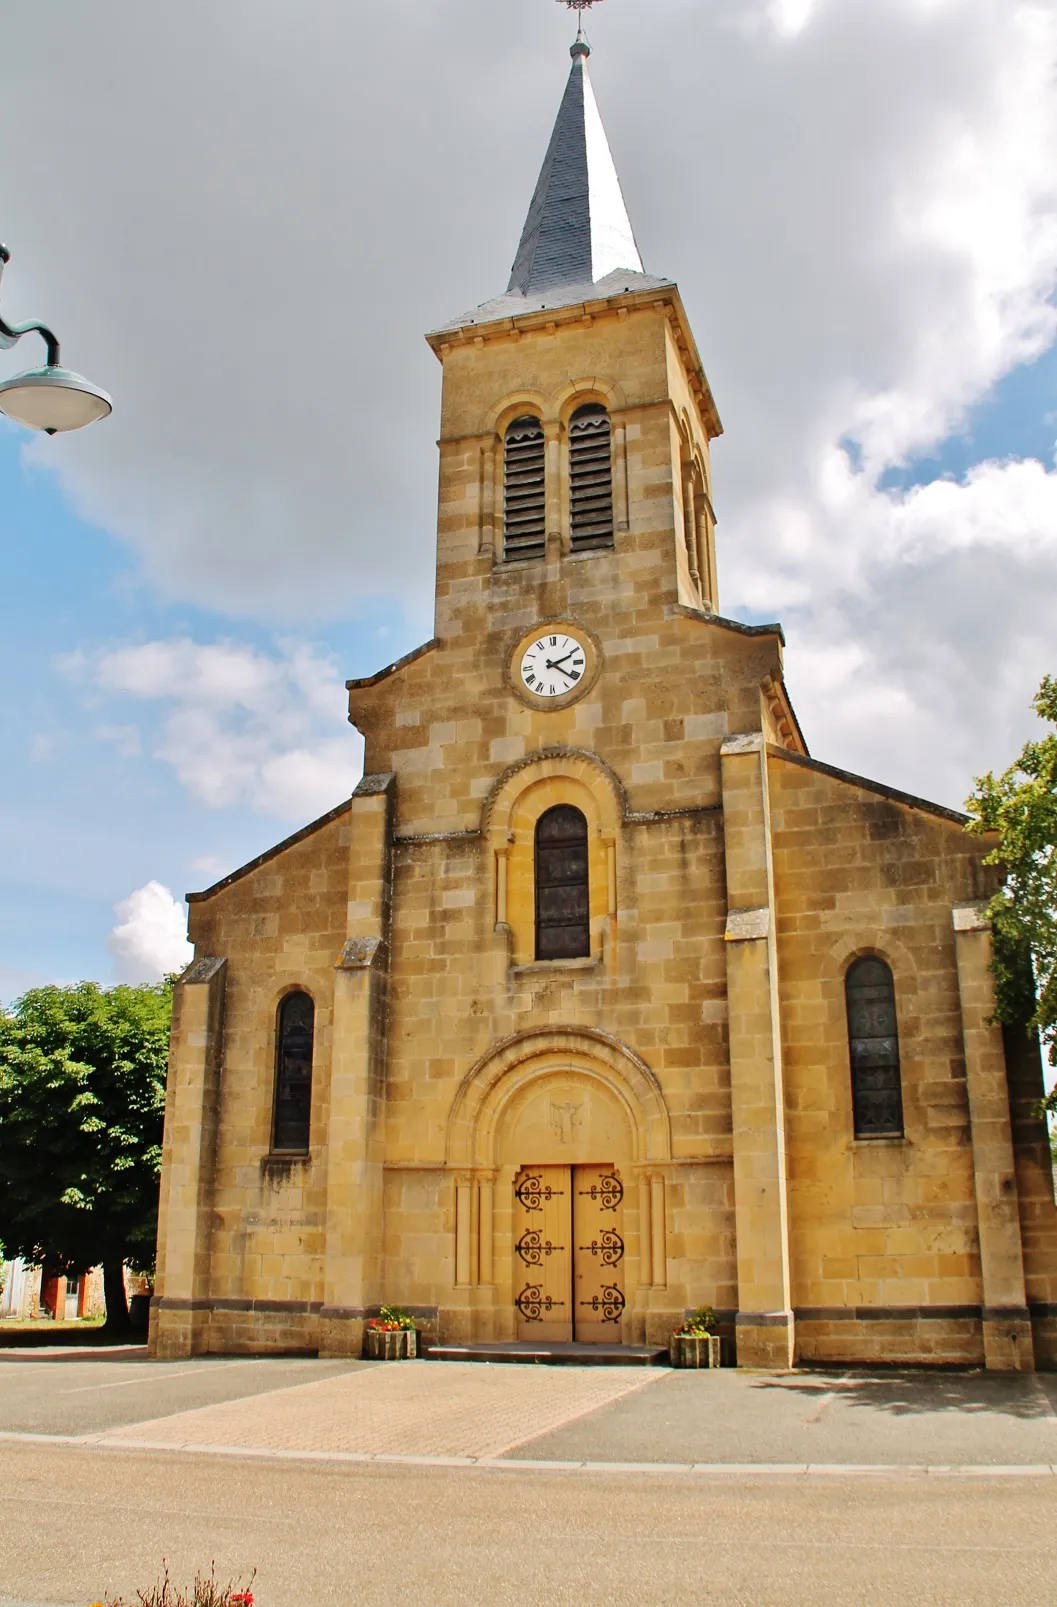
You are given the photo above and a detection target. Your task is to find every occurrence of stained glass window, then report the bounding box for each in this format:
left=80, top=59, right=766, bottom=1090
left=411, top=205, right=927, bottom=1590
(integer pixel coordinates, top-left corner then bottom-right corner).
left=535, top=805, right=590, bottom=961
left=845, top=957, right=904, bottom=1138
left=273, top=991, right=314, bottom=1152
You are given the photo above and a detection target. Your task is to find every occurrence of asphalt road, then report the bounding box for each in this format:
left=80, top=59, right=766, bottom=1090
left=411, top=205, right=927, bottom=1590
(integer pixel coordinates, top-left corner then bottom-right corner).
left=3, top=1350, right=1057, bottom=1605
left=4, top=1440, right=1057, bottom=1607
left=512, top=1366, right=1057, bottom=1467
left=0, top=1347, right=364, bottom=1437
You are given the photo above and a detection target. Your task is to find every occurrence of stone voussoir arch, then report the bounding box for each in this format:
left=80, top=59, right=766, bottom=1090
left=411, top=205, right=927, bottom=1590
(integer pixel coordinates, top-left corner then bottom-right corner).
left=446, top=1026, right=672, bottom=1169
left=485, top=390, right=550, bottom=437
left=824, top=930, right=919, bottom=989
left=482, top=746, right=627, bottom=839
left=555, top=375, right=627, bottom=425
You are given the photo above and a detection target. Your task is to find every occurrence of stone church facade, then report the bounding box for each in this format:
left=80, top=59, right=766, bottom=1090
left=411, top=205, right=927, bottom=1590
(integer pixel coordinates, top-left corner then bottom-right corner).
left=151, top=40, right=1057, bottom=1371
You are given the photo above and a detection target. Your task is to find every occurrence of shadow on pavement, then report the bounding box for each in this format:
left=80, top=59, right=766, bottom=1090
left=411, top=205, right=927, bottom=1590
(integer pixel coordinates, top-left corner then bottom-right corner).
left=751, top=1369, right=1057, bottom=1420
left=0, top=1326, right=145, bottom=1350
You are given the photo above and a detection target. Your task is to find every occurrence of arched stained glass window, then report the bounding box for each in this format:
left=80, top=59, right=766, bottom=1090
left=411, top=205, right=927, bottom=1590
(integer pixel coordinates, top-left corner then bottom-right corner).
left=503, top=416, right=546, bottom=561
left=569, top=403, right=614, bottom=552
left=535, top=805, right=590, bottom=961
left=272, top=991, right=314, bottom=1152
left=845, top=957, right=904, bottom=1139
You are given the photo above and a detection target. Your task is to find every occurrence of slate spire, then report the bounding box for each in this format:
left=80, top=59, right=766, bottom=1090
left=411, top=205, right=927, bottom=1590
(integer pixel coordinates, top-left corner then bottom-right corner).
left=508, top=38, right=644, bottom=297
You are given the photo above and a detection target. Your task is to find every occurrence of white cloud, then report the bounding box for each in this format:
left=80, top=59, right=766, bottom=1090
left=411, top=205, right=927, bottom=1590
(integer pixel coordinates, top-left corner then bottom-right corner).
left=189, top=854, right=230, bottom=878
left=107, top=881, right=194, bottom=984
left=91, top=637, right=363, bottom=820
left=3, top=0, right=1057, bottom=811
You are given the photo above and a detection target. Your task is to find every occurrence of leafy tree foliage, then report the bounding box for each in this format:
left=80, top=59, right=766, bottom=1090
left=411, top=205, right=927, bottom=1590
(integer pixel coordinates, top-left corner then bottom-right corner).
left=0, top=980, right=171, bottom=1326
left=967, top=675, right=1057, bottom=1109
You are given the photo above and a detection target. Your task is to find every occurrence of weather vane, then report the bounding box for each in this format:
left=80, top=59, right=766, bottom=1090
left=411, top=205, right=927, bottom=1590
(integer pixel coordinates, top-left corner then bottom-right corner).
left=557, top=0, right=602, bottom=40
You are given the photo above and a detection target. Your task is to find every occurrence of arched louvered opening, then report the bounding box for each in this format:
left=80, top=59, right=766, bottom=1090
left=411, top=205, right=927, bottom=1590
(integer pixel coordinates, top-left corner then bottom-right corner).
left=569, top=403, right=614, bottom=552
left=503, top=416, right=546, bottom=562
left=272, top=990, right=315, bottom=1152
left=535, top=805, right=590, bottom=961
left=845, top=957, right=904, bottom=1139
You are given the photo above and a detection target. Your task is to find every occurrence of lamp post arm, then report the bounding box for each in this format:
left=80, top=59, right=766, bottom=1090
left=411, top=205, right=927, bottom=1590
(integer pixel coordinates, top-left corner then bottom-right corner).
left=0, top=316, right=61, bottom=368
left=0, top=245, right=61, bottom=367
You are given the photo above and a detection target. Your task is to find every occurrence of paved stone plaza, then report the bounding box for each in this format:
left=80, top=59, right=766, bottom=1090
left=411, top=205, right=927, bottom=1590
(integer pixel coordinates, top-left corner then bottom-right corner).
left=2, top=1348, right=1057, bottom=1604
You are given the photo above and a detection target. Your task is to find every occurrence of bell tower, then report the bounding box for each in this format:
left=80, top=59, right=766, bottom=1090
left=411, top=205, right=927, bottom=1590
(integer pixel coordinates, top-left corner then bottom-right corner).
left=425, top=37, right=723, bottom=651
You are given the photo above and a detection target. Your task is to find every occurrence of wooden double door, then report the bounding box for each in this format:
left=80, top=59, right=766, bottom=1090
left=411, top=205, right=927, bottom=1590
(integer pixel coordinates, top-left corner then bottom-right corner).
left=513, top=1164, right=626, bottom=1343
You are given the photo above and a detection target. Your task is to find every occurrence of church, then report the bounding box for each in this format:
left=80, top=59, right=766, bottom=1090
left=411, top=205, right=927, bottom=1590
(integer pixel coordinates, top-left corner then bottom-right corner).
left=150, top=36, right=1057, bottom=1371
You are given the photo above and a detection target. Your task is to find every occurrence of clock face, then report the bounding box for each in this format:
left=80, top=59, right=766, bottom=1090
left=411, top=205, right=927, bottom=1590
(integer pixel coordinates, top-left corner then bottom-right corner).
left=519, top=631, right=588, bottom=699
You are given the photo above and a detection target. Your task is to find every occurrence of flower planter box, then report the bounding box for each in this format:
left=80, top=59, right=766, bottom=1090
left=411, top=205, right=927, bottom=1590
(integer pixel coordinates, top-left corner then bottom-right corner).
left=670, top=1333, right=721, bottom=1369
left=364, top=1327, right=417, bottom=1361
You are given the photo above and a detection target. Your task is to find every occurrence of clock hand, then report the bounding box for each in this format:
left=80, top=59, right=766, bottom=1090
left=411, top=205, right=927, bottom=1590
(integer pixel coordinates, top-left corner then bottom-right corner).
left=546, top=651, right=578, bottom=670
left=553, top=663, right=580, bottom=681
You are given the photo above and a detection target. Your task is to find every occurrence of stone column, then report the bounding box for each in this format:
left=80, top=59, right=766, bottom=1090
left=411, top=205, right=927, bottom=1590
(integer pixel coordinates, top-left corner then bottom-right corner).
left=478, top=439, right=496, bottom=558
left=650, top=1175, right=667, bottom=1289
left=721, top=733, right=794, bottom=1369
left=149, top=956, right=227, bottom=1359
left=545, top=419, right=565, bottom=563
left=952, top=903, right=1035, bottom=1371
left=319, top=774, right=395, bottom=1358
left=613, top=420, right=629, bottom=534
left=478, top=1176, right=495, bottom=1287
left=637, top=1173, right=653, bottom=1291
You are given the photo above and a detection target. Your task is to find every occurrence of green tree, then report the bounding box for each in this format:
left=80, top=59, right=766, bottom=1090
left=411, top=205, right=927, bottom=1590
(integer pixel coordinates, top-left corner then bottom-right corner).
left=0, top=980, right=171, bottom=1329
left=966, top=675, right=1057, bottom=1112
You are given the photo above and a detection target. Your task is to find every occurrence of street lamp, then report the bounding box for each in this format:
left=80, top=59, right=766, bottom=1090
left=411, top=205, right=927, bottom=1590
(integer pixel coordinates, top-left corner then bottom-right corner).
left=0, top=243, right=112, bottom=434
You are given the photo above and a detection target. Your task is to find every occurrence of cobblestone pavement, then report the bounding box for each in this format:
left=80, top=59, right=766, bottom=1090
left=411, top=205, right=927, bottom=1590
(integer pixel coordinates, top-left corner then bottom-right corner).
left=103, top=1360, right=666, bottom=1459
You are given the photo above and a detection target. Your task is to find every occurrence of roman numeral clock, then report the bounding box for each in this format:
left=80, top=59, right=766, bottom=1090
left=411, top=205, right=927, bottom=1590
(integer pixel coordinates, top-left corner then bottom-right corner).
left=510, top=624, right=602, bottom=710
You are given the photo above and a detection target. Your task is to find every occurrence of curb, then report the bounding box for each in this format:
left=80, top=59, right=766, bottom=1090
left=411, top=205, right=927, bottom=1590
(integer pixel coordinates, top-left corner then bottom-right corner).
left=2, top=1431, right=1056, bottom=1478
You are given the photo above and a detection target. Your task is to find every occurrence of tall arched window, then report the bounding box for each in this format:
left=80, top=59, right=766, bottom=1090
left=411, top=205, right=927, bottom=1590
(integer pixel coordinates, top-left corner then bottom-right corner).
left=569, top=404, right=614, bottom=552
left=535, top=805, right=590, bottom=961
left=503, top=416, right=546, bottom=562
left=845, top=957, right=904, bottom=1139
left=272, top=991, right=315, bottom=1152
left=682, top=459, right=703, bottom=593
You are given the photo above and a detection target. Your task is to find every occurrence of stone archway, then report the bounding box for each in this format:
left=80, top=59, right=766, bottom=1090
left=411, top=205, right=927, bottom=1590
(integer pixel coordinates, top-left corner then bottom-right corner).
left=446, top=1028, right=672, bottom=1344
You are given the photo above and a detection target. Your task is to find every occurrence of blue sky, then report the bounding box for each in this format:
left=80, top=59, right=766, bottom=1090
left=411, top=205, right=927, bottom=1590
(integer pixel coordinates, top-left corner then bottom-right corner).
left=879, top=342, right=1057, bottom=493
left=0, top=423, right=415, bottom=997
left=3, top=0, right=1057, bottom=1000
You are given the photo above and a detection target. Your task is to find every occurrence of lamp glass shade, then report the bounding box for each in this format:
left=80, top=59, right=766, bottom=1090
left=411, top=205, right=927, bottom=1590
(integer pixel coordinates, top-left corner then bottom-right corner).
left=0, top=366, right=112, bottom=433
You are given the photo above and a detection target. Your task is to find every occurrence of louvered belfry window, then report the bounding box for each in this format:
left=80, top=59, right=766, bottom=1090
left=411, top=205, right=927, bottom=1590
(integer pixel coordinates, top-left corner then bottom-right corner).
left=535, top=805, right=591, bottom=961
left=273, top=991, right=315, bottom=1152
left=845, top=957, right=905, bottom=1139
left=503, top=416, right=547, bottom=561
left=569, top=403, right=614, bottom=552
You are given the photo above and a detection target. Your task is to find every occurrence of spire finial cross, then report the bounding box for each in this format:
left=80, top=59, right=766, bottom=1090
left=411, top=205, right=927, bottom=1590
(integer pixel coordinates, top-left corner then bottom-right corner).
left=558, top=0, right=601, bottom=47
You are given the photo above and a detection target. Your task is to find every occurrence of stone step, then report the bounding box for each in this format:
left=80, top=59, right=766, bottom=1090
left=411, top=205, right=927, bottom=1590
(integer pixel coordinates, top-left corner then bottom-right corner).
left=424, top=1340, right=669, bottom=1367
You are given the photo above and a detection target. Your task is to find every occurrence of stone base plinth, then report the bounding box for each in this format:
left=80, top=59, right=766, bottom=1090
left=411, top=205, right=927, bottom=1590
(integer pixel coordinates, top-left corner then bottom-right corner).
left=795, top=1315, right=983, bottom=1367
left=735, top=1313, right=794, bottom=1370
left=983, top=1313, right=1035, bottom=1372
left=319, top=1315, right=366, bottom=1358
left=148, top=1303, right=209, bottom=1360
